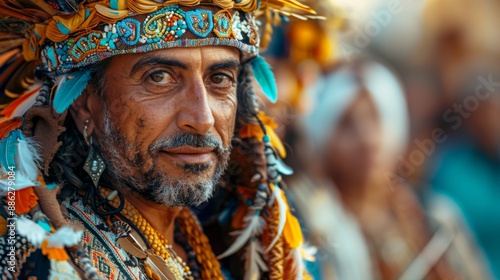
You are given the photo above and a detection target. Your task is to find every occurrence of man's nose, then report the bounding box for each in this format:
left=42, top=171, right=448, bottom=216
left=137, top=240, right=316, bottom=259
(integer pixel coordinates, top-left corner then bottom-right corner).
left=176, top=80, right=215, bottom=135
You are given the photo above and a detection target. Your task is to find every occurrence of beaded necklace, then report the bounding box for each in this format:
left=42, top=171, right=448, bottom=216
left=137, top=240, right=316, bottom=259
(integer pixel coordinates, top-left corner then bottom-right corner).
left=98, top=187, right=224, bottom=280
left=121, top=201, right=192, bottom=279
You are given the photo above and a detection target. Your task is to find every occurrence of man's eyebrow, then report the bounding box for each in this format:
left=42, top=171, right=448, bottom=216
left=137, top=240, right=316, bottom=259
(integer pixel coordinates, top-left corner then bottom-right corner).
left=130, top=56, right=188, bottom=75
left=206, top=60, right=241, bottom=73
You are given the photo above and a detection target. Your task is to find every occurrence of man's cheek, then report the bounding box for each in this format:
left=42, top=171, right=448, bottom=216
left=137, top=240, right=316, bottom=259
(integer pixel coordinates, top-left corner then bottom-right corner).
left=220, top=121, right=236, bottom=147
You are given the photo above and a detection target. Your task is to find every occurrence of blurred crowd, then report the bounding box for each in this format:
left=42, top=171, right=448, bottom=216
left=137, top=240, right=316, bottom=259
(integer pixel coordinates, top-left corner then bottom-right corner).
left=258, top=0, right=500, bottom=279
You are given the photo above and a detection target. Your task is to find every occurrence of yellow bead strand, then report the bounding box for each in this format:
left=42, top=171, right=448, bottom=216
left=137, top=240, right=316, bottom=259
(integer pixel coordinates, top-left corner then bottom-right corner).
left=98, top=187, right=223, bottom=279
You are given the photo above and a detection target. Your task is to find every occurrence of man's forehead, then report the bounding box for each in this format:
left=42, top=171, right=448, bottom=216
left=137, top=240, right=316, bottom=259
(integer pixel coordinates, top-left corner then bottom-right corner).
left=115, top=46, right=241, bottom=71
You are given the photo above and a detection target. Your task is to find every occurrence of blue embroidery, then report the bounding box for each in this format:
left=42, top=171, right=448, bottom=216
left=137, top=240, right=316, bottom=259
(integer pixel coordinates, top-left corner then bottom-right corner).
left=117, top=18, right=141, bottom=46
left=54, top=43, right=69, bottom=62
left=214, top=10, right=232, bottom=38
left=70, top=33, right=101, bottom=61
left=186, top=9, right=214, bottom=38
left=143, top=6, right=187, bottom=42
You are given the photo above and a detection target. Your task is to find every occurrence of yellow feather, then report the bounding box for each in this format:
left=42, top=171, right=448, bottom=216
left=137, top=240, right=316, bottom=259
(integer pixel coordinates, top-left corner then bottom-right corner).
left=268, top=126, right=286, bottom=158
left=281, top=191, right=303, bottom=249
left=265, top=0, right=316, bottom=14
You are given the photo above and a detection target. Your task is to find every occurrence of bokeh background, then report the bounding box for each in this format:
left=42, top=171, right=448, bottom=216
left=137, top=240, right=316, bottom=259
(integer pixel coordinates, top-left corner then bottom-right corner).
left=258, top=0, right=500, bottom=279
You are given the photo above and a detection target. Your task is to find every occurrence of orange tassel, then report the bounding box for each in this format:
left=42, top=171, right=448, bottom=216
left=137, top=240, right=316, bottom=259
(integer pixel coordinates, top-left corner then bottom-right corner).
left=14, top=187, right=39, bottom=215
left=41, top=240, right=69, bottom=261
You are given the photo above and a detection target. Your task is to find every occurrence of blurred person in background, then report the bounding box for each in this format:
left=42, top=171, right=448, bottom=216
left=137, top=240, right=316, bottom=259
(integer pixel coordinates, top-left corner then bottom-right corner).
left=420, top=0, right=500, bottom=278
left=424, top=66, right=500, bottom=279
left=289, top=57, right=489, bottom=279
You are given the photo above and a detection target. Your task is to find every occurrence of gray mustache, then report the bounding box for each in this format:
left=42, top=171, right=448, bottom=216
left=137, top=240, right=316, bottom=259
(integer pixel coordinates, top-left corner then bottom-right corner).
left=149, top=132, right=229, bottom=156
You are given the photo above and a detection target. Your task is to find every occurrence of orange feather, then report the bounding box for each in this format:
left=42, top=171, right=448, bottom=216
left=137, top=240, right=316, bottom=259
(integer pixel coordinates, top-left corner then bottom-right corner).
left=14, top=187, right=39, bottom=215
left=0, top=117, right=22, bottom=139
left=0, top=86, right=40, bottom=118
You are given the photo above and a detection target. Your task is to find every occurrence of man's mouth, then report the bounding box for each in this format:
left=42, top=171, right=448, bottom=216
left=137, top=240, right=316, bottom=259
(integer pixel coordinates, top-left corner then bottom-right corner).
left=161, top=146, right=216, bottom=165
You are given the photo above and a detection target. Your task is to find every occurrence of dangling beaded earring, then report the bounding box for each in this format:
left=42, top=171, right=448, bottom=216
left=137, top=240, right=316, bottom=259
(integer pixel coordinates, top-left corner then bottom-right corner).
left=82, top=119, right=106, bottom=187
left=255, top=116, right=293, bottom=183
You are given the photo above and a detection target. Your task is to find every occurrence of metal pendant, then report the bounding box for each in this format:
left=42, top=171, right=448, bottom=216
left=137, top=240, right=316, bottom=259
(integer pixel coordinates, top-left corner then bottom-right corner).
left=83, top=145, right=106, bottom=187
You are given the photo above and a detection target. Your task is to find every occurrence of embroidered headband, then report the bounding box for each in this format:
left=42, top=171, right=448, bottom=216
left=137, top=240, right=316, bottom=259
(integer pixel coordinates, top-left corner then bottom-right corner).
left=41, top=5, right=261, bottom=76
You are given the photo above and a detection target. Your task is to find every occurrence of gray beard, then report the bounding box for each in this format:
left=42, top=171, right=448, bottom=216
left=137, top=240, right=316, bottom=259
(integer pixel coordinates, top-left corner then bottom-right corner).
left=96, top=105, right=230, bottom=207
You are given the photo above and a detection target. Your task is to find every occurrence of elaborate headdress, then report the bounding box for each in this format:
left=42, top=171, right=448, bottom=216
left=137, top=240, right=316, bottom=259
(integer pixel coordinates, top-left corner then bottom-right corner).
left=0, top=0, right=320, bottom=279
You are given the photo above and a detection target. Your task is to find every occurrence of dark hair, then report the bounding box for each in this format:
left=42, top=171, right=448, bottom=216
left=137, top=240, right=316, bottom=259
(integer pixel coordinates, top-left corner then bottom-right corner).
left=88, top=57, right=114, bottom=98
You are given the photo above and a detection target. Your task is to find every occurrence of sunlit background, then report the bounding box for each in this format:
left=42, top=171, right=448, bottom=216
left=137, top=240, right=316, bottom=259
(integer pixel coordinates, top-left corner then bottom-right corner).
left=259, top=0, right=500, bottom=279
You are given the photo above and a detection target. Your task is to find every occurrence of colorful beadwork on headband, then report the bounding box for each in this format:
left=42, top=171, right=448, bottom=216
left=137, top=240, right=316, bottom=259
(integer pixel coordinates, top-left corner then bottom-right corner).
left=40, top=5, right=259, bottom=76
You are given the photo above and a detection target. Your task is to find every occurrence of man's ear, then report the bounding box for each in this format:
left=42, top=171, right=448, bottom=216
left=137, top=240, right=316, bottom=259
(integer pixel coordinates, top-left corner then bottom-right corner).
left=69, top=83, right=101, bottom=135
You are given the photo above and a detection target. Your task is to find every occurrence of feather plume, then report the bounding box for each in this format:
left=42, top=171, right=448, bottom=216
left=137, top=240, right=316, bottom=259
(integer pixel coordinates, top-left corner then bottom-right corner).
left=0, top=53, right=24, bottom=107
left=286, top=246, right=306, bottom=280
left=53, top=74, right=67, bottom=93
left=17, top=216, right=82, bottom=248
left=265, top=185, right=287, bottom=253
left=33, top=211, right=52, bottom=232
left=47, top=226, right=83, bottom=247
left=244, top=238, right=269, bottom=280
left=251, top=56, right=278, bottom=103
left=0, top=129, right=18, bottom=170
left=53, top=70, right=91, bottom=114
left=218, top=213, right=265, bottom=259
left=5, top=60, right=37, bottom=98
left=0, top=50, right=23, bottom=86
left=301, top=243, right=317, bottom=262
left=0, top=130, right=40, bottom=194
left=266, top=0, right=316, bottom=14
left=0, top=117, right=22, bottom=139
left=16, top=216, right=48, bottom=246
left=0, top=84, right=41, bottom=118
left=13, top=134, right=40, bottom=187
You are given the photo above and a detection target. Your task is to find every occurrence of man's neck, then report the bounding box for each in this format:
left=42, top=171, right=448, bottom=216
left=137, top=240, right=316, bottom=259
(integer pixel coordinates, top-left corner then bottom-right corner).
left=121, top=189, right=181, bottom=245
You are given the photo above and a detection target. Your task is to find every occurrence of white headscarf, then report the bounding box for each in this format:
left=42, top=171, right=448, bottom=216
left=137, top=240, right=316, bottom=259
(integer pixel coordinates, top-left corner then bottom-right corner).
left=303, top=59, right=410, bottom=161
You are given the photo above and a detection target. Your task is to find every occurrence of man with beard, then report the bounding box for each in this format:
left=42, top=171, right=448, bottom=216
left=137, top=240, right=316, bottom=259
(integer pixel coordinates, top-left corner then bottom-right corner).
left=0, top=1, right=317, bottom=279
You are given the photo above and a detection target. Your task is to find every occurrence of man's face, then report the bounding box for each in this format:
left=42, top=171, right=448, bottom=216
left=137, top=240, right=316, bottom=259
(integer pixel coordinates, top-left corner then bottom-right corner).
left=90, top=46, right=240, bottom=206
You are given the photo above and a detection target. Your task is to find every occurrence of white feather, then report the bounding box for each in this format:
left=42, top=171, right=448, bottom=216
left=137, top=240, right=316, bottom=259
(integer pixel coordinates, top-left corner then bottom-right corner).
left=244, top=239, right=268, bottom=280
left=13, top=137, right=40, bottom=189
left=11, top=92, right=41, bottom=118
left=217, top=214, right=265, bottom=259
left=277, top=11, right=307, bottom=20
left=0, top=134, right=40, bottom=195
left=265, top=186, right=287, bottom=253
left=16, top=217, right=48, bottom=246
left=47, top=226, right=83, bottom=247
left=286, top=246, right=306, bottom=280
left=24, top=137, right=41, bottom=166
left=301, top=243, right=318, bottom=262
left=54, top=74, right=67, bottom=94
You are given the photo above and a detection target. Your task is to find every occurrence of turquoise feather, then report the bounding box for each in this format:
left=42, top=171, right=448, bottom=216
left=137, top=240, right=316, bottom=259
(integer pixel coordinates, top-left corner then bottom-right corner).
left=53, top=70, right=91, bottom=114
left=251, top=56, right=278, bottom=103
left=38, top=220, right=52, bottom=232
left=0, top=129, right=19, bottom=170
left=46, top=182, right=58, bottom=190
